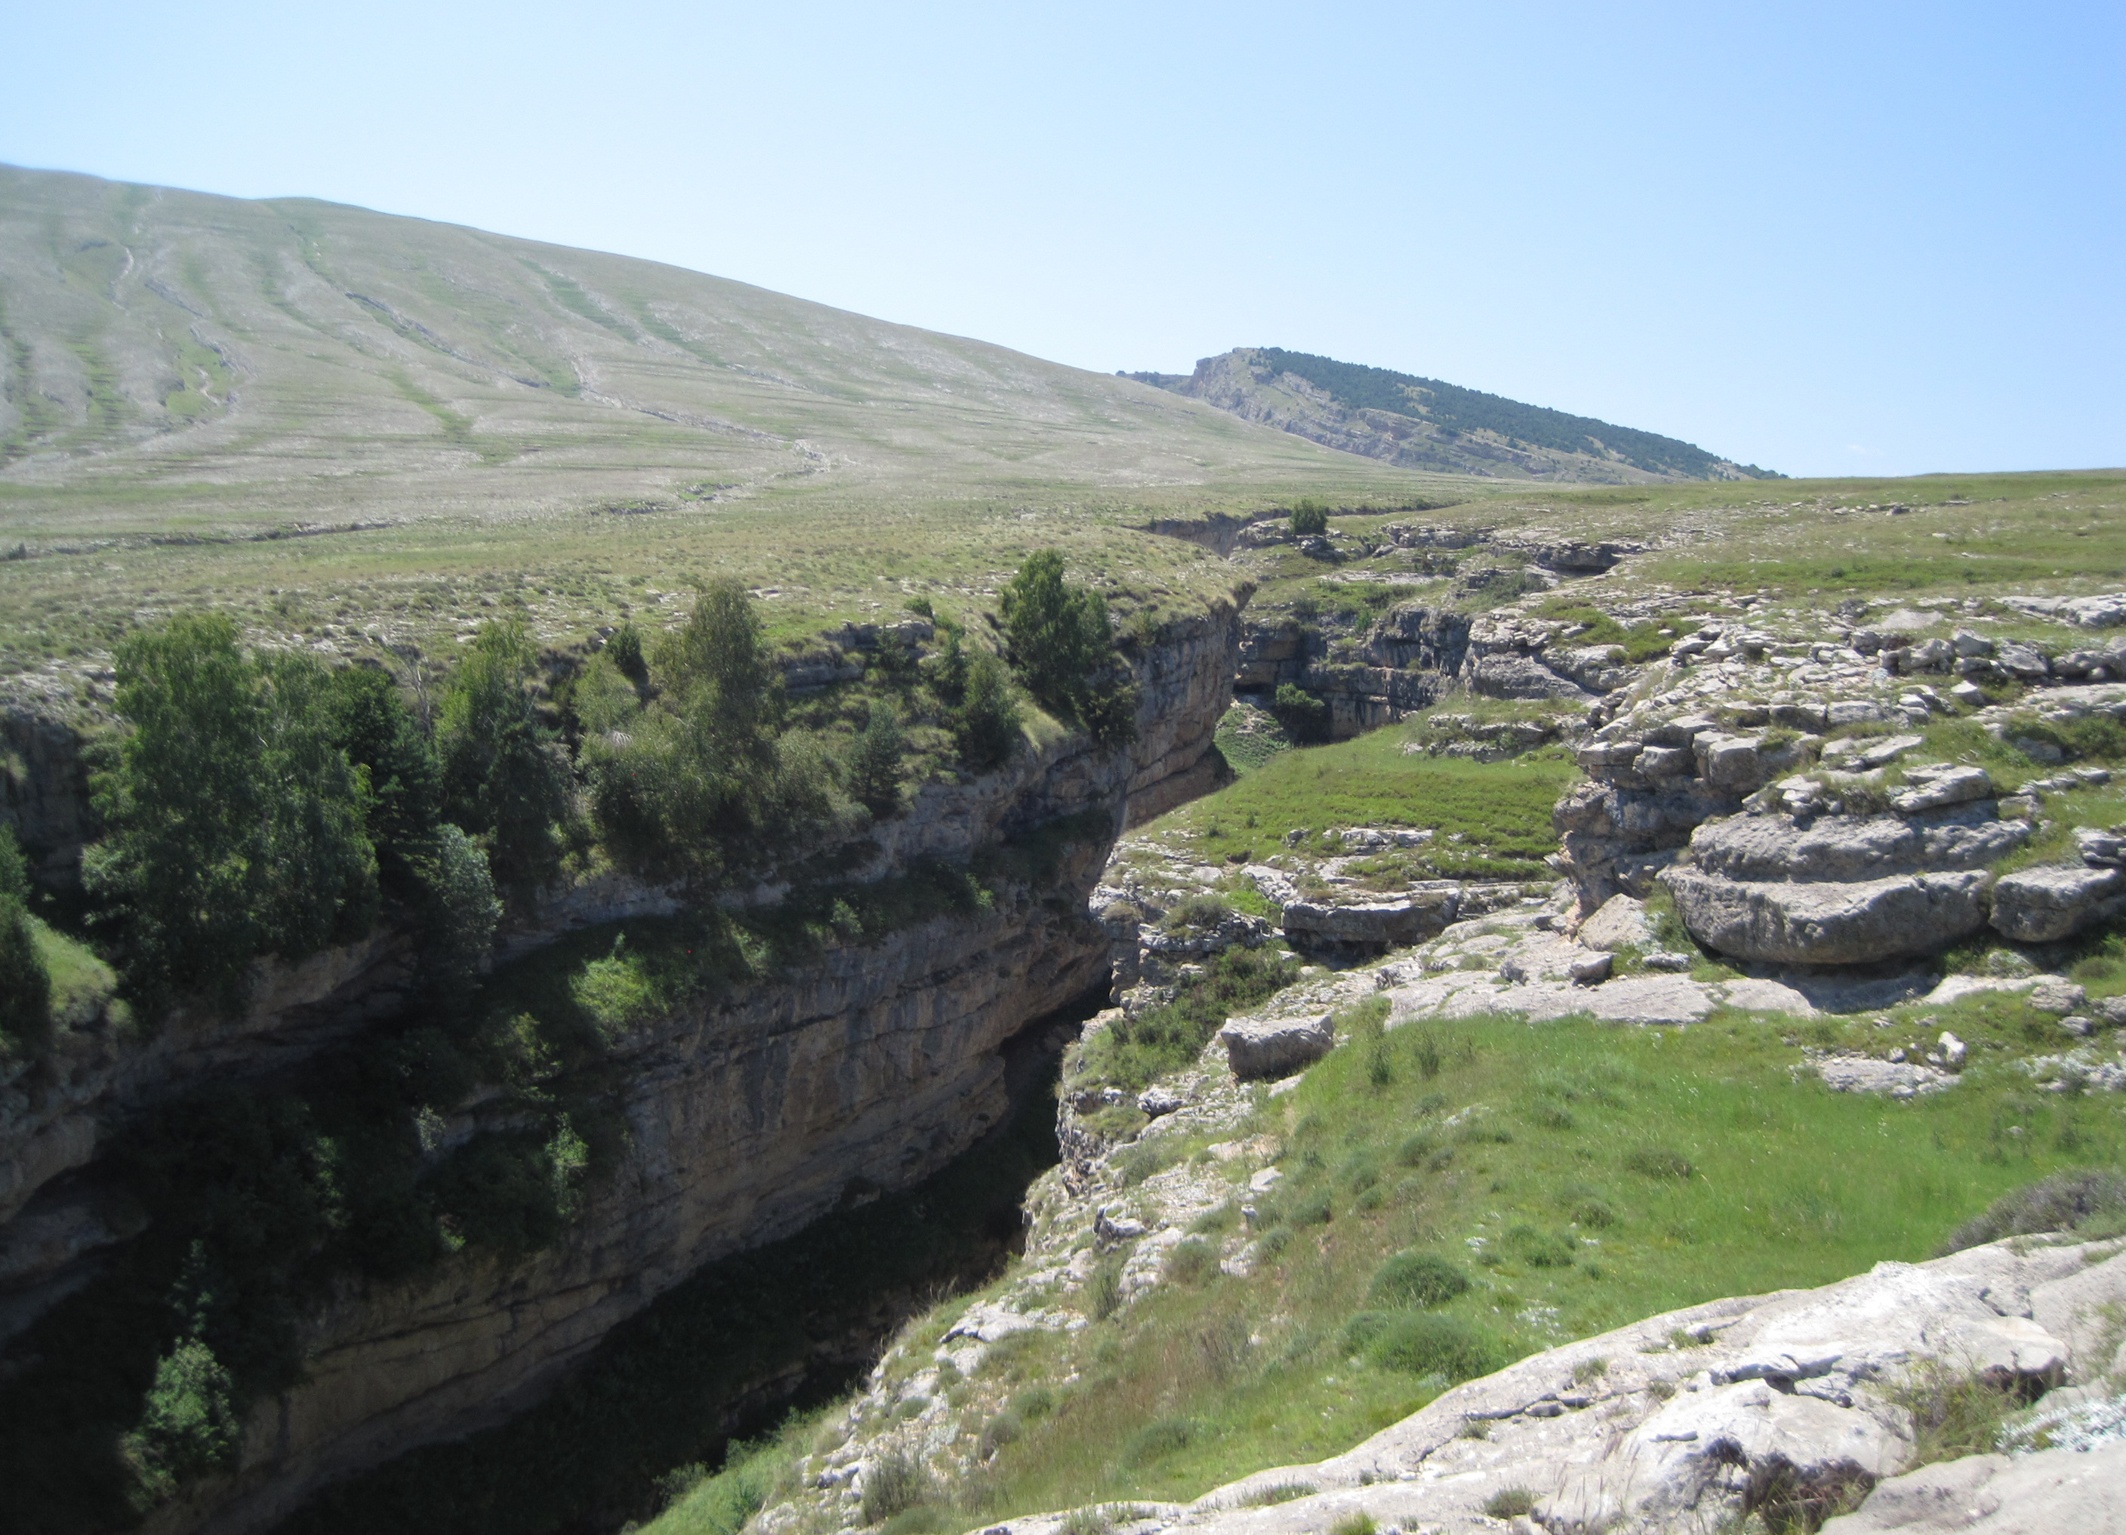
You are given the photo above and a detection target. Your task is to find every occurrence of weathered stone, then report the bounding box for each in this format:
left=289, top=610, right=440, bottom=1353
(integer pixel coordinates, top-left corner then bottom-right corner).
left=1577, top=894, right=1654, bottom=952
left=1699, top=733, right=1772, bottom=789
left=1889, top=765, right=1993, bottom=813
left=1634, top=744, right=1693, bottom=778
left=1996, top=640, right=2051, bottom=678
left=1568, top=951, right=1613, bottom=985
left=1816, top=1054, right=1958, bottom=1097
left=2027, top=978, right=2090, bottom=1015
left=1991, top=864, right=2126, bottom=943
left=1217, top=1012, right=1335, bottom=1082
left=1821, top=1442, right=2126, bottom=1535
left=1664, top=866, right=1992, bottom=965
left=1687, top=806, right=2030, bottom=884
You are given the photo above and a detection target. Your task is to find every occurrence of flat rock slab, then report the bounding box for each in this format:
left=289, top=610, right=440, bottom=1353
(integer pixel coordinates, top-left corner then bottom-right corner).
left=1815, top=1053, right=1959, bottom=1097
left=1822, top=1440, right=2126, bottom=1534
left=1218, top=1011, right=1335, bottom=1081
left=1689, top=806, right=2029, bottom=883
left=1665, top=866, right=1992, bottom=966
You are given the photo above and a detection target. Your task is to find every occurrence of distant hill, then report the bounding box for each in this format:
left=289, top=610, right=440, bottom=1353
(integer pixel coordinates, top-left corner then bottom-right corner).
left=0, top=166, right=1419, bottom=539
left=1126, top=347, right=1777, bottom=483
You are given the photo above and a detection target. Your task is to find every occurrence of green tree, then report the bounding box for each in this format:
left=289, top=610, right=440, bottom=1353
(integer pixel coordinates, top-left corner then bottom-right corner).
left=952, top=649, right=1022, bottom=771
left=421, top=824, right=501, bottom=991
left=0, top=826, right=50, bottom=1054
left=320, top=662, right=443, bottom=903
left=1000, top=551, right=1106, bottom=716
left=123, top=1338, right=241, bottom=1500
left=84, top=615, right=377, bottom=1010
left=586, top=581, right=832, bottom=886
left=997, top=551, right=1138, bottom=747
left=255, top=656, right=381, bottom=959
left=437, top=622, right=570, bottom=903
left=1289, top=499, right=1330, bottom=535
left=603, top=621, right=648, bottom=688
left=846, top=701, right=905, bottom=816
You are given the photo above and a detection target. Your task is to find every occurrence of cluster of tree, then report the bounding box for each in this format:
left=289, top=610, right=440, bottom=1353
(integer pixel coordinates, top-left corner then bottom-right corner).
left=49, top=552, right=1138, bottom=1020
left=81, top=612, right=509, bottom=1014
left=0, top=827, right=48, bottom=1054
left=1289, top=499, right=1331, bottom=536
left=998, top=550, right=1139, bottom=747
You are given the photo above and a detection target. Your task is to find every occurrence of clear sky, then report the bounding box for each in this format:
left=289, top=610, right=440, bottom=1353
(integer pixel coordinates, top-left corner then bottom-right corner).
left=2, top=1, right=2119, bottom=478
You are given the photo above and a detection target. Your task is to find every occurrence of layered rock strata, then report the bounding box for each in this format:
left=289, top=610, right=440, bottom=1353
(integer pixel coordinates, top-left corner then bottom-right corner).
left=205, top=874, right=1114, bottom=1535
left=0, top=609, right=1246, bottom=1535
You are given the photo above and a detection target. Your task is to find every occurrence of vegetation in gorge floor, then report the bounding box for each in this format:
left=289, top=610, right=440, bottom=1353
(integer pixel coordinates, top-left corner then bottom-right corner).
left=1138, top=714, right=1576, bottom=883
left=649, top=990, right=2126, bottom=1535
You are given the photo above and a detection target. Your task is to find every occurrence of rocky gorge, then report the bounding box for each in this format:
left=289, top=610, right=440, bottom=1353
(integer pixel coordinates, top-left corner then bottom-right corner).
left=0, top=602, right=1243, bottom=1535
left=707, top=566, right=2126, bottom=1535
left=11, top=512, right=2126, bottom=1535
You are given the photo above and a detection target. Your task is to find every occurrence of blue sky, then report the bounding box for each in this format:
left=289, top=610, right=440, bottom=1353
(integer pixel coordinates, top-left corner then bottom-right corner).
left=2, top=1, right=2119, bottom=478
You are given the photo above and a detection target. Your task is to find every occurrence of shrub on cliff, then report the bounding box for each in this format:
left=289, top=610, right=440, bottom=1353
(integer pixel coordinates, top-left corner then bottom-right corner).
left=586, top=580, right=836, bottom=886
left=0, top=826, right=50, bottom=1054
left=950, top=648, right=1022, bottom=772
left=846, top=700, right=906, bottom=816
left=999, top=550, right=1138, bottom=747
left=438, top=621, right=572, bottom=903
left=122, top=1338, right=241, bottom=1500
left=1289, top=498, right=1330, bottom=536
left=85, top=615, right=380, bottom=1011
left=1271, top=682, right=1330, bottom=743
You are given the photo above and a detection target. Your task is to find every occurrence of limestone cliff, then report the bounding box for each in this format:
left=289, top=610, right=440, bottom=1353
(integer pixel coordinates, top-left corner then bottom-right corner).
left=0, top=605, right=1243, bottom=1535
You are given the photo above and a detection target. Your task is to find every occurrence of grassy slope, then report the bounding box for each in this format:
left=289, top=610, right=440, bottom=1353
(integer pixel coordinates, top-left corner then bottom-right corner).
left=0, top=164, right=1444, bottom=678
left=1129, top=715, right=1576, bottom=882
left=975, top=1011, right=2114, bottom=1514
left=647, top=987, right=2122, bottom=1535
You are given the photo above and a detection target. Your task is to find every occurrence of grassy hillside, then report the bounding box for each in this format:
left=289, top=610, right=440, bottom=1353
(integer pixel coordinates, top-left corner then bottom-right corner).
left=0, top=164, right=1446, bottom=676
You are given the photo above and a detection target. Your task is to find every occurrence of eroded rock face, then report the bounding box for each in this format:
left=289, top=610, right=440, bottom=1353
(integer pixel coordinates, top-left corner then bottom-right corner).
left=212, top=882, right=1114, bottom=1535
left=1664, top=866, right=1994, bottom=966
left=1990, top=863, right=2126, bottom=943
left=0, top=611, right=1249, bottom=1535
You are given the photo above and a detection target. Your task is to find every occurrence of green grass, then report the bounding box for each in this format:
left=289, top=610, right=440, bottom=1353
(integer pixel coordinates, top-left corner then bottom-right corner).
left=857, top=1008, right=2118, bottom=1528
left=1140, top=720, right=1576, bottom=880
left=1212, top=703, right=1293, bottom=775
left=30, top=914, right=118, bottom=1022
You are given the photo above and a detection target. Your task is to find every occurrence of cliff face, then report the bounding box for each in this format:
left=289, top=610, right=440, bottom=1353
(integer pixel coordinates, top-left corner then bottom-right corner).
left=1235, top=604, right=1466, bottom=739
left=205, top=871, right=1113, bottom=1535
left=0, top=605, right=1242, bottom=1535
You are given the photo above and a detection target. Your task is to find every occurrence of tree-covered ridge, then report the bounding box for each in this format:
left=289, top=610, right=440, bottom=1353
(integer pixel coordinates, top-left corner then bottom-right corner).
left=1251, top=347, right=1778, bottom=480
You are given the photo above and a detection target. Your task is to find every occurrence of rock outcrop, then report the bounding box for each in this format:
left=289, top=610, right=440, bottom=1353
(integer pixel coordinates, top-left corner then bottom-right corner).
left=208, top=879, right=1114, bottom=1535
left=0, top=609, right=1247, bottom=1535
left=1001, top=1240, right=2125, bottom=1535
